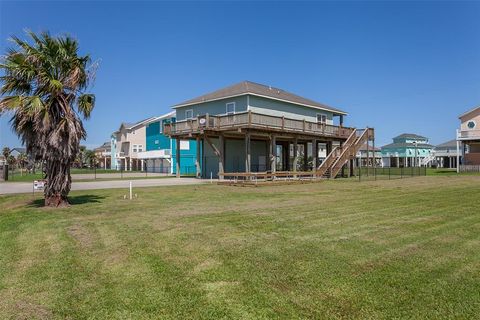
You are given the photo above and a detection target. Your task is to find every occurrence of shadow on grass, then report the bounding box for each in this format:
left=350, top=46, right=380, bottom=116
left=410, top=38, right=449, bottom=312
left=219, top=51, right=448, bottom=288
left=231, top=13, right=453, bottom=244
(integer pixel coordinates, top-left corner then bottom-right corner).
left=29, top=194, right=106, bottom=208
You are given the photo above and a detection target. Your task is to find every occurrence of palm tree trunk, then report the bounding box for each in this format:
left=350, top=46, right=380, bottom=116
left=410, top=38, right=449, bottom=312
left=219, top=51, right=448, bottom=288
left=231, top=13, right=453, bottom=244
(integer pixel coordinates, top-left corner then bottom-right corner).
left=44, top=160, right=71, bottom=207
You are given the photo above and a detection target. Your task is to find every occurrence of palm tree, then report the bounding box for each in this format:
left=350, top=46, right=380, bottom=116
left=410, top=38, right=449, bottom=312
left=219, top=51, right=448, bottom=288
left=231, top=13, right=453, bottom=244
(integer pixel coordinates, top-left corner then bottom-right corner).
left=2, top=147, right=10, bottom=160
left=84, top=150, right=97, bottom=168
left=0, top=31, right=96, bottom=207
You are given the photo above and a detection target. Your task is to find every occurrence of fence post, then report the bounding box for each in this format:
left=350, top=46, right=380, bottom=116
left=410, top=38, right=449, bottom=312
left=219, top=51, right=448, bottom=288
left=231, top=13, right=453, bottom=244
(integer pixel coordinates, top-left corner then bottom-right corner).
left=401, top=167, right=403, bottom=179
left=389, top=167, right=391, bottom=180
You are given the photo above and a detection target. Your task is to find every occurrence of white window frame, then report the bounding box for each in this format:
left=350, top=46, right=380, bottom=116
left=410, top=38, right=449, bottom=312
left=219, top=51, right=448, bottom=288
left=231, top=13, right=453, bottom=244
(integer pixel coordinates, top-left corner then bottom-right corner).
left=317, top=113, right=327, bottom=124
left=185, top=109, right=193, bottom=119
left=132, top=144, right=138, bottom=152
left=226, top=102, right=236, bottom=115
left=137, top=144, right=143, bottom=152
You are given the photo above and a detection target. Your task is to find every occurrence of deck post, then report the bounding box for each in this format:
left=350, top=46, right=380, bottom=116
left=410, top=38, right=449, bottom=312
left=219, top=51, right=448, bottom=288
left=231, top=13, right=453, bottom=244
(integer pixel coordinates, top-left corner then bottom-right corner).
left=293, top=137, right=298, bottom=173
left=270, top=135, right=277, bottom=174
left=195, top=136, right=201, bottom=178
left=245, top=132, right=251, bottom=174
left=303, top=142, right=308, bottom=171
left=456, top=139, right=460, bottom=173
left=312, top=139, right=317, bottom=174
left=176, top=138, right=181, bottom=178
left=219, top=134, right=225, bottom=180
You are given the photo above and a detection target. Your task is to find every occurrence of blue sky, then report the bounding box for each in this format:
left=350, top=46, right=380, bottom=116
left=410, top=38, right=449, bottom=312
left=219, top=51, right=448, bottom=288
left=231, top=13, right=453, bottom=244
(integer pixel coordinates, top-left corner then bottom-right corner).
left=1, top=0, right=479, bottom=148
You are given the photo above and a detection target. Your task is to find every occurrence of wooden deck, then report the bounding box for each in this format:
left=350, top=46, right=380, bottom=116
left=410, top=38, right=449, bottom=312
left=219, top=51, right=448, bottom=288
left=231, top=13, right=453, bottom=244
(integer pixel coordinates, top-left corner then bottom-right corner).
left=164, top=111, right=354, bottom=140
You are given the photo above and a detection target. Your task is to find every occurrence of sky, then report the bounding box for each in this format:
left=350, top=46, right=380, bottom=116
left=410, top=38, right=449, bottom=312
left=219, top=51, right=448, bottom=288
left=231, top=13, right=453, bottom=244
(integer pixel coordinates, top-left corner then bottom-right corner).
left=1, top=0, right=479, bottom=149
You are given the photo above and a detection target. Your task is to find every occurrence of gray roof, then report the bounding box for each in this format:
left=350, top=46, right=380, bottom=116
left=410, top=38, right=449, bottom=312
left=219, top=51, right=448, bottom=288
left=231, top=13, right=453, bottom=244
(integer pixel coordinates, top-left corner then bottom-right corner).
left=11, top=147, right=26, bottom=154
left=95, top=142, right=111, bottom=151
left=435, top=139, right=460, bottom=150
left=393, top=133, right=428, bottom=140
left=173, top=80, right=347, bottom=115
left=382, top=142, right=434, bottom=149
left=358, top=143, right=381, bottom=152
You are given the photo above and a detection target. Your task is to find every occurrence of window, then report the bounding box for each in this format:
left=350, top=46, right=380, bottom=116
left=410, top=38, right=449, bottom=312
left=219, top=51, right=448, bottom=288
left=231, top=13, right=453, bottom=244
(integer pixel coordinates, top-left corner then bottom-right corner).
left=185, top=109, right=193, bottom=119
left=467, top=120, right=476, bottom=129
left=317, top=113, right=327, bottom=124
left=138, top=145, right=143, bottom=152
left=154, top=140, right=159, bottom=145
left=226, top=102, right=235, bottom=114
left=133, top=144, right=138, bottom=152
left=180, top=140, right=189, bottom=150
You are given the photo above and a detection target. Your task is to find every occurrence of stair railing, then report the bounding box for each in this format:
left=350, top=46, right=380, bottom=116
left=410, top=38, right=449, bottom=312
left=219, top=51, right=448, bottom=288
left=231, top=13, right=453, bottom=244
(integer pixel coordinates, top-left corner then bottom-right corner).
left=316, top=146, right=340, bottom=177
left=329, top=128, right=370, bottom=178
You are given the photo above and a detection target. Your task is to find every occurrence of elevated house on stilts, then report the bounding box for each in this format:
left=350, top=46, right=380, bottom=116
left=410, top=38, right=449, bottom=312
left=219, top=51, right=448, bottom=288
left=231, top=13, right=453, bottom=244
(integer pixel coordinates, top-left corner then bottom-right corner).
left=164, top=81, right=374, bottom=181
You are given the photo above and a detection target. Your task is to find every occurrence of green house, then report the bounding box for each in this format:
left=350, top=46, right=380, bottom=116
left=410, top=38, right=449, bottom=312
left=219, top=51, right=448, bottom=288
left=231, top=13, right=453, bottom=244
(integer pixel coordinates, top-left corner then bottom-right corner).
left=381, top=133, right=434, bottom=167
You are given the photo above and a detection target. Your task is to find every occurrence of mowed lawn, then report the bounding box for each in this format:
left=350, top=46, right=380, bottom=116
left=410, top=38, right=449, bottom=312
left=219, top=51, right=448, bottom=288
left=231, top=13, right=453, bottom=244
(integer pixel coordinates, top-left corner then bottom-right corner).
left=0, top=177, right=479, bottom=319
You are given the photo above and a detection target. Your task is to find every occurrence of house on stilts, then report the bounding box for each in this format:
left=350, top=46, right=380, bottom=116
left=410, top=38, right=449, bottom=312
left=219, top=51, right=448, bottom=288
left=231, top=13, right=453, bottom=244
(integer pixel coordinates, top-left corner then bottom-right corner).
left=163, top=81, right=374, bottom=180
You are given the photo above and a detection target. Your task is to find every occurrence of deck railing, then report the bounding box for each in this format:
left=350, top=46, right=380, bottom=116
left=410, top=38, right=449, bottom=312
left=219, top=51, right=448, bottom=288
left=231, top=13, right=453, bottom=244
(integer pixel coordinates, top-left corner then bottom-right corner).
left=164, top=111, right=353, bottom=139
left=457, top=129, right=480, bottom=140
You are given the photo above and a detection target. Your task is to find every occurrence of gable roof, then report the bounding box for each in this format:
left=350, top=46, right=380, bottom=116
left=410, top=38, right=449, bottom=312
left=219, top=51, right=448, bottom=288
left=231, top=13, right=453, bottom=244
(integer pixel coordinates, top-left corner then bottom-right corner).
left=393, top=133, right=428, bottom=140
left=144, top=111, right=176, bottom=126
left=116, top=117, right=156, bottom=133
left=435, top=139, right=460, bottom=149
left=11, top=147, right=26, bottom=154
left=358, top=143, right=381, bottom=152
left=459, top=106, right=480, bottom=119
left=94, top=142, right=111, bottom=151
left=172, top=81, right=347, bottom=115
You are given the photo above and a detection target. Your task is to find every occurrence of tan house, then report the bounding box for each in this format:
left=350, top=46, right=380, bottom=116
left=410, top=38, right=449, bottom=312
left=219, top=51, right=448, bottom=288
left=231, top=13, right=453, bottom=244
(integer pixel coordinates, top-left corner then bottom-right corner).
left=111, top=117, right=155, bottom=171
left=457, top=106, right=480, bottom=172
left=94, top=142, right=111, bottom=169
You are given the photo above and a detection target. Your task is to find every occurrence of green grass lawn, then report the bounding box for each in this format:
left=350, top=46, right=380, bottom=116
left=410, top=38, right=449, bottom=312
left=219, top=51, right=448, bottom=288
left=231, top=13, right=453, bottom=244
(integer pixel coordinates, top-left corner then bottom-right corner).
left=1, top=176, right=479, bottom=319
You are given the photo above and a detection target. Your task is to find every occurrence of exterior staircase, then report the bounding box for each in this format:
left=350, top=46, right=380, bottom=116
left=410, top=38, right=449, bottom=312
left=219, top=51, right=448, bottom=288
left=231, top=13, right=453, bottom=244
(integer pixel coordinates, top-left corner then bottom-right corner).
left=316, top=128, right=374, bottom=179
left=420, top=153, right=435, bottom=166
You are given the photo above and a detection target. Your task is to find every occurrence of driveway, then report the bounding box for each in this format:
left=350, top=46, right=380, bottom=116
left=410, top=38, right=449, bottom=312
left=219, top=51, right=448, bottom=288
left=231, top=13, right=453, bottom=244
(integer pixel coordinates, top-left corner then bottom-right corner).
left=0, top=178, right=206, bottom=195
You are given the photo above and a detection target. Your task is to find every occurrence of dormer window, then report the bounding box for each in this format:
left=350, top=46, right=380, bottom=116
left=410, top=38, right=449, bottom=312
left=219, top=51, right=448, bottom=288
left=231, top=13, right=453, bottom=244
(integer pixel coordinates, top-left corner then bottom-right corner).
left=467, top=120, right=476, bottom=129
left=226, top=102, right=235, bottom=115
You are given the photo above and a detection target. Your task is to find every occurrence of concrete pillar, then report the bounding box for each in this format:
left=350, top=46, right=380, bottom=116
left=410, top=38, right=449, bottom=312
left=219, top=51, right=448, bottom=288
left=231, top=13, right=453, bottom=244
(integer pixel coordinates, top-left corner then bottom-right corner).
left=104, top=157, right=107, bottom=169
left=176, top=139, right=181, bottom=178
left=196, top=136, right=201, bottom=178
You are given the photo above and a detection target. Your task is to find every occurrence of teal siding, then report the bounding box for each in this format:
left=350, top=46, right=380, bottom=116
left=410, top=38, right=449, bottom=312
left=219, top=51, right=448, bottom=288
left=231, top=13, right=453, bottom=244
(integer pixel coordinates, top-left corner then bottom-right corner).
left=172, top=138, right=198, bottom=175
left=146, top=120, right=171, bottom=151
left=175, top=96, right=248, bottom=121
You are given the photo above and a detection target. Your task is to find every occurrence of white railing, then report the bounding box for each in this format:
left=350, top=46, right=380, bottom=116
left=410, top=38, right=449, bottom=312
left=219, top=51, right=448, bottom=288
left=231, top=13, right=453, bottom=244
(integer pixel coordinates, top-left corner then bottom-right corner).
left=457, top=129, right=480, bottom=140
left=420, top=153, right=436, bottom=166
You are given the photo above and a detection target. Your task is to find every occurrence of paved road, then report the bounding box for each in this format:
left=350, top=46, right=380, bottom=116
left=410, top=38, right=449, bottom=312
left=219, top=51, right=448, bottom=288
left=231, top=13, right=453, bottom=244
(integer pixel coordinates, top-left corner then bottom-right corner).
left=71, top=172, right=167, bottom=180
left=0, top=178, right=206, bottom=195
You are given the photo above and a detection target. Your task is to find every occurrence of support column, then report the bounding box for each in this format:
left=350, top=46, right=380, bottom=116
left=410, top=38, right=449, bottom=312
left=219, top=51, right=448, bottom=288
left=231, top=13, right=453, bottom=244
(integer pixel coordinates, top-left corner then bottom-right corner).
left=293, top=137, right=298, bottom=172
left=176, top=139, right=181, bottom=178
left=303, top=142, right=308, bottom=171
left=219, top=134, right=225, bottom=179
left=104, top=157, right=107, bottom=169
left=312, top=139, right=317, bottom=174
left=270, top=135, right=277, bottom=174
left=196, top=136, right=201, bottom=178
left=141, top=159, right=145, bottom=172
left=245, top=132, right=251, bottom=173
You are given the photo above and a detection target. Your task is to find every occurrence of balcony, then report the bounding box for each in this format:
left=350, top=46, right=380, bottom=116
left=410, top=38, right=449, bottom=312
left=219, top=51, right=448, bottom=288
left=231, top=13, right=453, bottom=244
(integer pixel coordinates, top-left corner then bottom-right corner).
left=457, top=129, right=480, bottom=140
left=163, top=111, right=353, bottom=139
left=137, top=149, right=172, bottom=159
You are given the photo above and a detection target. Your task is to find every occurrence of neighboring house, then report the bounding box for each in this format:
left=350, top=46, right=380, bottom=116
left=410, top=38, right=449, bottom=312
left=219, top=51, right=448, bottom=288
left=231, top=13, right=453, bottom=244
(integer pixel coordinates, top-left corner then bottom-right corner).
left=10, top=147, right=26, bottom=158
left=137, top=111, right=197, bottom=175
left=356, top=143, right=382, bottom=167
left=110, top=117, right=154, bottom=170
left=381, top=134, right=434, bottom=167
left=164, top=80, right=373, bottom=179
left=456, top=106, right=480, bottom=171
left=94, top=142, right=111, bottom=169
left=0, top=155, right=5, bottom=166
left=433, top=140, right=461, bottom=169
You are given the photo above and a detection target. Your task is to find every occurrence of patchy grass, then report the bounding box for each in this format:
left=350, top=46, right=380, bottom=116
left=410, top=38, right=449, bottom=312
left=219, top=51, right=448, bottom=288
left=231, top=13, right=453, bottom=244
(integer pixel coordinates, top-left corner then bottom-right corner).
left=0, top=176, right=479, bottom=319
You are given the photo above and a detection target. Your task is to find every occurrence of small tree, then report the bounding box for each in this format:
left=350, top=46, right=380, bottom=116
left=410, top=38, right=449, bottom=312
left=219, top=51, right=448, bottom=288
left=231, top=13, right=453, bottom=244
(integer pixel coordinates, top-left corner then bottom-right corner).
left=2, top=147, right=10, bottom=160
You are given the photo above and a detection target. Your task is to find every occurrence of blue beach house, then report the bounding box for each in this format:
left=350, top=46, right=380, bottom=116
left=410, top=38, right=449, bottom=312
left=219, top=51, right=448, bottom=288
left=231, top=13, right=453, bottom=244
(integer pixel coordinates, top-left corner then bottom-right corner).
left=137, top=111, right=198, bottom=175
